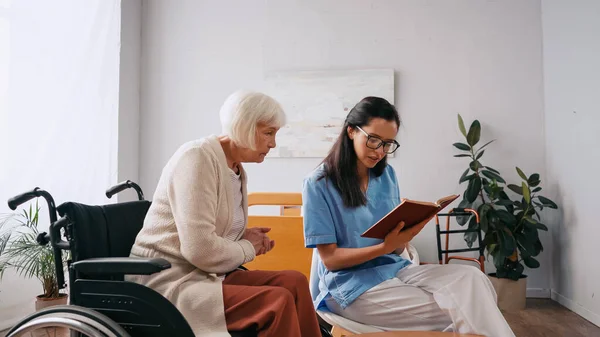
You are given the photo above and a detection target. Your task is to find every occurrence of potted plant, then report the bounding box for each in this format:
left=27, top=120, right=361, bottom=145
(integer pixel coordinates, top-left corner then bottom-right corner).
left=452, top=114, right=558, bottom=311
left=0, top=201, right=68, bottom=310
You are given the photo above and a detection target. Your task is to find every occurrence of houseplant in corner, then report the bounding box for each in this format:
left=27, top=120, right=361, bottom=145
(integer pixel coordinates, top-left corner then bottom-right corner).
left=0, top=201, right=68, bottom=310
left=452, top=114, right=558, bottom=311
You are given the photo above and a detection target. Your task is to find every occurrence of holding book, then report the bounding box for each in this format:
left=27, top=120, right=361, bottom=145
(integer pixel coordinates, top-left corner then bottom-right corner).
left=361, top=194, right=459, bottom=239
left=302, top=96, right=515, bottom=336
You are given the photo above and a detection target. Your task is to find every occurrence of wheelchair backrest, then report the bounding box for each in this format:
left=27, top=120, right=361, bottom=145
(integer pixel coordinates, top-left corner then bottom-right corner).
left=57, top=200, right=151, bottom=262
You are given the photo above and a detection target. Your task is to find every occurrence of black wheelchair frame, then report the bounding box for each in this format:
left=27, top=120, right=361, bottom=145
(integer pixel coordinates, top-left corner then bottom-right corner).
left=5, top=181, right=267, bottom=337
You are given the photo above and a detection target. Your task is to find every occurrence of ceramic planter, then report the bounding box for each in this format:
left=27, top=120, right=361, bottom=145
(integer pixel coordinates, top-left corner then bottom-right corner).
left=35, top=293, right=68, bottom=311
left=488, top=273, right=527, bottom=311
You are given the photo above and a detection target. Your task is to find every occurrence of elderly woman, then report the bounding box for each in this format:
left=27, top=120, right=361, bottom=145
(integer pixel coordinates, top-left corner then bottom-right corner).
left=127, top=90, right=322, bottom=337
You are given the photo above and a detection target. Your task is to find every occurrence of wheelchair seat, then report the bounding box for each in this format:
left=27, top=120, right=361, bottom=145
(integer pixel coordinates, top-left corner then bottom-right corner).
left=56, top=200, right=255, bottom=337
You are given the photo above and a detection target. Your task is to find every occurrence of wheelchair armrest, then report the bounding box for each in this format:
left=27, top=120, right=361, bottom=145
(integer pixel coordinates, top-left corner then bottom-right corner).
left=72, top=257, right=171, bottom=275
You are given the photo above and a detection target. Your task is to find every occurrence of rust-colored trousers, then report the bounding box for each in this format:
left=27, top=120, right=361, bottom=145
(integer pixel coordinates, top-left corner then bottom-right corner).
left=223, top=269, right=322, bottom=337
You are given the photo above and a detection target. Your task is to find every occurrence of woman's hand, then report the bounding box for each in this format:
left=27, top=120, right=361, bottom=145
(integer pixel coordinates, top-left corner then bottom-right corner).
left=259, top=234, right=275, bottom=256
left=242, top=227, right=275, bottom=256
left=383, top=217, right=432, bottom=254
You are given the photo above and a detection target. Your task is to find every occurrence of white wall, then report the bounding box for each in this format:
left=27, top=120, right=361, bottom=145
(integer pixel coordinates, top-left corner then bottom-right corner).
left=140, top=0, right=549, bottom=292
left=0, top=0, right=121, bottom=329
left=542, top=0, right=600, bottom=325
left=117, top=0, right=142, bottom=202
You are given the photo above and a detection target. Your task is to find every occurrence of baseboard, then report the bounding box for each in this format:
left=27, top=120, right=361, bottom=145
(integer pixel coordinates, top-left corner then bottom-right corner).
left=552, top=291, right=600, bottom=327
left=527, top=288, right=551, bottom=298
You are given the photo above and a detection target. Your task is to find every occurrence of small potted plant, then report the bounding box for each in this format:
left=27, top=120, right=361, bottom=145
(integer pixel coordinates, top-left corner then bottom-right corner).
left=0, top=201, right=68, bottom=310
left=452, top=114, right=558, bottom=311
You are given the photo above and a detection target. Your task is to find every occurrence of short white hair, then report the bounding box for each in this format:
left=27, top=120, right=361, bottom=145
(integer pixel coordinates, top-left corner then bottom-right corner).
left=219, top=90, right=286, bottom=150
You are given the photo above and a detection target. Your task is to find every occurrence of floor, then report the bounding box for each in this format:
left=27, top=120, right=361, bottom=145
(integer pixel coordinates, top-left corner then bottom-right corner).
left=1, top=299, right=599, bottom=336
left=502, top=299, right=600, bottom=337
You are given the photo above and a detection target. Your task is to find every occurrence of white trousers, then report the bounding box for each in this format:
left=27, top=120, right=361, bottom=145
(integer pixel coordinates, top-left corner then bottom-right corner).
left=325, top=264, right=515, bottom=337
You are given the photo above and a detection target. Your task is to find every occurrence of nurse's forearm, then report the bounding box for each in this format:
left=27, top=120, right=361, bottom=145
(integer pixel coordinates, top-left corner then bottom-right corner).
left=316, top=243, right=388, bottom=271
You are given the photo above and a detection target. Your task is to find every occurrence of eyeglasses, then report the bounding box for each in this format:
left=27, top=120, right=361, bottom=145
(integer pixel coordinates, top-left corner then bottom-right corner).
left=355, top=126, right=400, bottom=154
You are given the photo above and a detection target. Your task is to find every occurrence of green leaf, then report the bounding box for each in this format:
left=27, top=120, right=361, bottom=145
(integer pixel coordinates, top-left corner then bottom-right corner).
left=499, top=191, right=514, bottom=213
left=516, top=233, right=535, bottom=258
left=495, top=199, right=514, bottom=207
left=516, top=167, right=528, bottom=181
left=523, top=256, right=540, bottom=268
left=454, top=154, right=471, bottom=158
left=481, top=170, right=506, bottom=184
left=458, top=114, right=467, bottom=138
left=466, top=177, right=482, bottom=202
left=456, top=198, right=473, bottom=226
left=483, top=182, right=492, bottom=194
left=529, top=222, right=548, bottom=231
left=459, top=168, right=470, bottom=183
left=499, top=230, right=516, bottom=256
left=469, top=161, right=481, bottom=171
left=493, top=249, right=507, bottom=270
left=484, top=232, right=498, bottom=246
left=464, top=216, right=479, bottom=248
left=460, top=174, right=476, bottom=184
left=496, top=209, right=516, bottom=225
left=532, top=187, right=542, bottom=193
left=477, top=139, right=495, bottom=153
left=485, top=166, right=500, bottom=174
left=534, top=239, right=544, bottom=255
left=453, top=143, right=471, bottom=151
left=478, top=204, right=491, bottom=233
left=508, top=184, right=523, bottom=195
left=476, top=150, right=485, bottom=160
left=528, top=173, right=540, bottom=185
left=466, top=120, right=481, bottom=146
left=522, top=182, right=531, bottom=203
left=538, top=196, right=558, bottom=209
left=523, top=225, right=539, bottom=243
left=487, top=209, right=502, bottom=230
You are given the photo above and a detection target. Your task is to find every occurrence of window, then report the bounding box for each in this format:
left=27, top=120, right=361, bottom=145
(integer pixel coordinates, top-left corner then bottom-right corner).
left=0, top=0, right=10, bottom=122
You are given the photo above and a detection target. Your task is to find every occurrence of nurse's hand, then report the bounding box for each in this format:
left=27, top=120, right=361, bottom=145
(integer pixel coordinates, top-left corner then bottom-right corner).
left=383, top=218, right=431, bottom=253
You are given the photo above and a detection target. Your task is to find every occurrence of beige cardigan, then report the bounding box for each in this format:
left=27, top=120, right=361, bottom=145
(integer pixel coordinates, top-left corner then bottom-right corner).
left=127, top=135, right=255, bottom=337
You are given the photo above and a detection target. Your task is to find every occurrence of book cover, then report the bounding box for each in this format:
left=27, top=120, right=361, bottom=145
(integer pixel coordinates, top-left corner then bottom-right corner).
left=361, top=194, right=460, bottom=239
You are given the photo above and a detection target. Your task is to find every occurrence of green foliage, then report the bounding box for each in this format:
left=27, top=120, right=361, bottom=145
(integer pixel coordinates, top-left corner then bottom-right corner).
left=0, top=202, right=67, bottom=298
left=453, top=114, right=558, bottom=280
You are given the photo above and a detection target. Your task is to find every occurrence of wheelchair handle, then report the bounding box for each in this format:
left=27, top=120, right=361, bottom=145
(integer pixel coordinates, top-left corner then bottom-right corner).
left=106, top=180, right=144, bottom=200
left=8, top=188, right=58, bottom=223
left=36, top=232, right=50, bottom=246
left=8, top=188, right=66, bottom=288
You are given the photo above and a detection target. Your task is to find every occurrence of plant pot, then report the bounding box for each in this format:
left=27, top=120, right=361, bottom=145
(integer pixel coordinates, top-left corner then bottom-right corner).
left=488, top=273, right=527, bottom=311
left=35, top=293, right=68, bottom=311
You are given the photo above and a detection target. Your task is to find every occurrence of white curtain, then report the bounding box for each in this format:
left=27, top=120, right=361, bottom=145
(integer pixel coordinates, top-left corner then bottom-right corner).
left=0, top=0, right=121, bottom=329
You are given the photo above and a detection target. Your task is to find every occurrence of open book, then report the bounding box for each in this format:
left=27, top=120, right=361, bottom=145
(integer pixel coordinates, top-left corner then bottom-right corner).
left=361, top=194, right=460, bottom=239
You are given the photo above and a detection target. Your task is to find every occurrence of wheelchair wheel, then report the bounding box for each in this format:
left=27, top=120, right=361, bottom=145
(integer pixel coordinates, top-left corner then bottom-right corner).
left=6, top=305, right=130, bottom=337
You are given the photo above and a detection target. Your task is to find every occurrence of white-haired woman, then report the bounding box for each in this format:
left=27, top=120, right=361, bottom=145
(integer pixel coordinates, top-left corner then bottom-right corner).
left=127, top=90, right=322, bottom=337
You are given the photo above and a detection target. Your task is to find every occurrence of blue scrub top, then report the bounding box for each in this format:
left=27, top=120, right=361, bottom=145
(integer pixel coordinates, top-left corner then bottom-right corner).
left=302, top=164, right=412, bottom=310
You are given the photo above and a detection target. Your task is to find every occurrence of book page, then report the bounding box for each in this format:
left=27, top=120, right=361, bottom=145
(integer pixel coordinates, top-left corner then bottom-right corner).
left=436, top=194, right=460, bottom=207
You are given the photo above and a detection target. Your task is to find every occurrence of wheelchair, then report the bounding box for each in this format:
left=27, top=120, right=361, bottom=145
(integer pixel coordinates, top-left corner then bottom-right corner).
left=5, top=181, right=328, bottom=337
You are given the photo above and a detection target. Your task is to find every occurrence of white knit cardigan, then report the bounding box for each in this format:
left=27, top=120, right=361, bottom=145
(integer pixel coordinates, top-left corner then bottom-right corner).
left=127, top=135, right=255, bottom=336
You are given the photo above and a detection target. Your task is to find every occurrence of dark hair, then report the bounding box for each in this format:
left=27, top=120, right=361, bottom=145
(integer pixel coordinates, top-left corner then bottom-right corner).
left=318, top=96, right=400, bottom=208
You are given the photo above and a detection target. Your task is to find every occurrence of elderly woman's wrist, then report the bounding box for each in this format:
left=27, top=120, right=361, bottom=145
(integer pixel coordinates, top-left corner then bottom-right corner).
left=238, top=239, right=256, bottom=263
